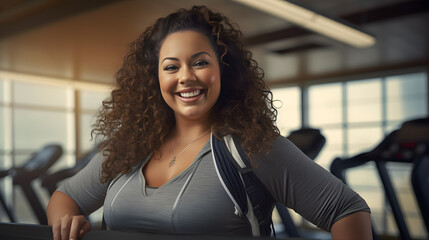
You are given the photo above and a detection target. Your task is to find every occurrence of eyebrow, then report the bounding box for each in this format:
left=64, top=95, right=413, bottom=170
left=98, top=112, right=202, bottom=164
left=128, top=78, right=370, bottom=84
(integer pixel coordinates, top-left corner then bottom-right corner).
left=161, top=51, right=212, bottom=64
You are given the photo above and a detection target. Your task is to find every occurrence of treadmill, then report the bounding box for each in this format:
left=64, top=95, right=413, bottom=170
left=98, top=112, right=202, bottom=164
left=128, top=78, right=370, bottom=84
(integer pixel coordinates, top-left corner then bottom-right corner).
left=330, top=117, right=429, bottom=240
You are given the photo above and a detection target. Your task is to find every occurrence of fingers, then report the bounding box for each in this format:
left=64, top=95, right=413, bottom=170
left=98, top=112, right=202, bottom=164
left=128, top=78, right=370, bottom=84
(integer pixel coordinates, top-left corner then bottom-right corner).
left=52, top=215, right=91, bottom=240
left=51, top=214, right=71, bottom=240
left=70, top=216, right=91, bottom=240
left=52, top=218, right=62, bottom=240
left=61, top=215, right=72, bottom=240
left=79, top=219, right=92, bottom=237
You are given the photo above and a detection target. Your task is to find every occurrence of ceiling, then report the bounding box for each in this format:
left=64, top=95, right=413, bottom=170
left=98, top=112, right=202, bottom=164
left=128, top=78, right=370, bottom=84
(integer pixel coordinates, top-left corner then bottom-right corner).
left=0, top=0, right=428, bottom=85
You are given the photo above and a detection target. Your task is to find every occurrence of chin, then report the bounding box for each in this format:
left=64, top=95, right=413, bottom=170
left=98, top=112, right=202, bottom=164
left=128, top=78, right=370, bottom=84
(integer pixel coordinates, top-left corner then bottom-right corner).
left=179, top=111, right=210, bottom=121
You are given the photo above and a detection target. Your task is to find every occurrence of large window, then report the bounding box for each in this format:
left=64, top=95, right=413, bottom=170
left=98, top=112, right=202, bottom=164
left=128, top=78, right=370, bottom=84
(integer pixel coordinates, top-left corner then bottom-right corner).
left=0, top=73, right=110, bottom=223
left=274, top=72, right=428, bottom=238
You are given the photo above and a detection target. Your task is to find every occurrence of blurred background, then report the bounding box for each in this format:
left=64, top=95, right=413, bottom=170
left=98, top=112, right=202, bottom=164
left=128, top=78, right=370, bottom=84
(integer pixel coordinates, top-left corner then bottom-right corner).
left=0, top=0, right=428, bottom=239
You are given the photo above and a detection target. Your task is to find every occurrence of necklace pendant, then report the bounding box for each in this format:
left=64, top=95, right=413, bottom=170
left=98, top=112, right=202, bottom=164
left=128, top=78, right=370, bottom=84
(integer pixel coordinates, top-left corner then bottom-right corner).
left=169, top=156, right=176, bottom=167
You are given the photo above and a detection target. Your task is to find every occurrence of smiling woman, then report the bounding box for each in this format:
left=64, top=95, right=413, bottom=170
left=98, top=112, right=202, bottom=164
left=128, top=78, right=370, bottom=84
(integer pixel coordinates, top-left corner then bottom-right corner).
left=46, top=5, right=372, bottom=240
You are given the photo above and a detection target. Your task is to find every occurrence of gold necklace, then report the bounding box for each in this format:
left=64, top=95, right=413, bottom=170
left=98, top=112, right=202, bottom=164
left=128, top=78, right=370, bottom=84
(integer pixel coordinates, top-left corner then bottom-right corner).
left=169, top=131, right=210, bottom=167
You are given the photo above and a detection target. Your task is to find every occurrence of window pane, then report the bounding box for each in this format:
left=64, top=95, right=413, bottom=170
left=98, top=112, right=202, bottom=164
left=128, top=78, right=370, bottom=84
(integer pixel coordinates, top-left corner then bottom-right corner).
left=14, top=109, right=73, bottom=150
left=0, top=108, right=4, bottom=150
left=347, top=79, right=382, bottom=123
left=386, top=73, right=428, bottom=122
left=80, top=90, right=110, bottom=111
left=317, top=148, right=343, bottom=170
left=315, top=128, right=343, bottom=168
left=0, top=79, right=4, bottom=102
left=308, top=83, right=342, bottom=126
left=13, top=82, right=74, bottom=108
left=80, top=113, right=98, bottom=152
left=272, top=87, right=301, bottom=135
left=0, top=106, right=11, bottom=152
left=1, top=79, right=11, bottom=103
left=347, top=126, right=383, bottom=156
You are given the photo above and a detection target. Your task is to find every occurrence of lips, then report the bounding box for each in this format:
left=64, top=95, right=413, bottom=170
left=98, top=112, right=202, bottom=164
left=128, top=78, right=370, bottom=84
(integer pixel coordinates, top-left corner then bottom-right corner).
left=177, top=89, right=205, bottom=98
left=175, top=89, right=205, bottom=103
left=179, top=89, right=201, bottom=98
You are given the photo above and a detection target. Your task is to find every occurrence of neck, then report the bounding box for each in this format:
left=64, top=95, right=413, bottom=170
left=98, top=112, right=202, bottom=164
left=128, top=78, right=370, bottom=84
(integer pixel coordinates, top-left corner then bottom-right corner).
left=172, top=115, right=211, bottom=140
left=167, top=118, right=211, bottom=168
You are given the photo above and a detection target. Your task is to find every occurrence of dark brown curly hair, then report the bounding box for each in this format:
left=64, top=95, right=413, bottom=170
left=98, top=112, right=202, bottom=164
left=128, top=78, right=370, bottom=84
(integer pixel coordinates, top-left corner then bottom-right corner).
left=92, top=5, right=280, bottom=183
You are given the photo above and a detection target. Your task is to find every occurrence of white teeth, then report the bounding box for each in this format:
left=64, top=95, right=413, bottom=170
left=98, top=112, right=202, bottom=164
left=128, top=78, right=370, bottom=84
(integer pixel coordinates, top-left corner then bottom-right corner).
left=179, top=90, right=201, bottom=98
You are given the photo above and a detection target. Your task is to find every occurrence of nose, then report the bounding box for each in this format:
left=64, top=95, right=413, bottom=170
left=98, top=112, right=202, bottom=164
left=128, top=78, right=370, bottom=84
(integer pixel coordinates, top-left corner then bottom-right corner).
left=179, top=66, right=196, bottom=84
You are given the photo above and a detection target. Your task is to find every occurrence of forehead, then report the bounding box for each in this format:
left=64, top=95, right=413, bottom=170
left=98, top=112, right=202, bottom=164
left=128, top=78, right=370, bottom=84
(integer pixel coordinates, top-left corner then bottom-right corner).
left=159, top=30, right=215, bottom=59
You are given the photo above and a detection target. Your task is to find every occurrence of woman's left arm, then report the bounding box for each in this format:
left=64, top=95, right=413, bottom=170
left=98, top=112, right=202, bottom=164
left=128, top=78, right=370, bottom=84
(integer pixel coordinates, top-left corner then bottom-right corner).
left=253, top=136, right=372, bottom=234
left=330, top=211, right=372, bottom=240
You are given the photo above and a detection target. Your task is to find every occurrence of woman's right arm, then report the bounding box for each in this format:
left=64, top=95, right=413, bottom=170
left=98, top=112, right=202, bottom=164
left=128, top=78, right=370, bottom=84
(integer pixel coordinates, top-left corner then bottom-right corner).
left=47, top=191, right=91, bottom=240
left=46, top=153, right=108, bottom=239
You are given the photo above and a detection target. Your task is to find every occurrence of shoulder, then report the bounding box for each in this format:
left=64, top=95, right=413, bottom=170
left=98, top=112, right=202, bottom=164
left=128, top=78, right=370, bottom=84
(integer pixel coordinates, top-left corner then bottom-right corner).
left=85, top=151, right=106, bottom=170
left=251, top=135, right=320, bottom=178
left=256, top=135, right=307, bottom=163
left=92, top=151, right=105, bottom=163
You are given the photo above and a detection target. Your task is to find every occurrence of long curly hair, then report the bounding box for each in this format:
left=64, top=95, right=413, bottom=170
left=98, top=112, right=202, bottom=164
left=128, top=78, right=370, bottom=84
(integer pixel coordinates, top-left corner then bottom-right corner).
left=92, top=6, right=280, bottom=183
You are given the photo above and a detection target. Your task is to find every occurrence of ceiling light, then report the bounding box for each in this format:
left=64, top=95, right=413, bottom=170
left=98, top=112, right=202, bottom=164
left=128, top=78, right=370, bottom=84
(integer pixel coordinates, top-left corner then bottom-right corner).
left=232, top=0, right=376, bottom=48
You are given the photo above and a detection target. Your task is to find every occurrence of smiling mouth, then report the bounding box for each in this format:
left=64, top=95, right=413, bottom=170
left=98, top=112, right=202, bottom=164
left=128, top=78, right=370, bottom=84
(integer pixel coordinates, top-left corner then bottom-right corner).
left=178, top=89, right=204, bottom=98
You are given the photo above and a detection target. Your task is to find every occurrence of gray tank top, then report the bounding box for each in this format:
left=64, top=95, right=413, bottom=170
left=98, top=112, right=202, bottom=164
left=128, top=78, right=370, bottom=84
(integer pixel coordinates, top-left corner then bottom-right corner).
left=57, top=136, right=370, bottom=234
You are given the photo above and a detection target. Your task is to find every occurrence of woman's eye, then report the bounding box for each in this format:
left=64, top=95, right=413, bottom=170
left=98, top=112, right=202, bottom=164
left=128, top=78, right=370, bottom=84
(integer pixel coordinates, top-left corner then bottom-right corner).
left=163, top=65, right=178, bottom=71
left=194, top=60, right=208, bottom=67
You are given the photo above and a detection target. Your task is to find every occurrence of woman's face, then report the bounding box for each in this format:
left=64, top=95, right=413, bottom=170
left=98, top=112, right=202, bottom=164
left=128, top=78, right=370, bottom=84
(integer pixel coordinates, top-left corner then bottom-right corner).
left=158, top=30, right=221, bottom=123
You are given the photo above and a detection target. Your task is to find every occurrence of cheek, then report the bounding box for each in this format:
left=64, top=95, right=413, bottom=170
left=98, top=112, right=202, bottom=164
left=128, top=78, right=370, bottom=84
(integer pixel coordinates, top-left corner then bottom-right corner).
left=210, top=74, right=218, bottom=83
left=210, top=74, right=221, bottom=93
left=158, top=75, right=174, bottom=92
left=205, top=68, right=220, bottom=85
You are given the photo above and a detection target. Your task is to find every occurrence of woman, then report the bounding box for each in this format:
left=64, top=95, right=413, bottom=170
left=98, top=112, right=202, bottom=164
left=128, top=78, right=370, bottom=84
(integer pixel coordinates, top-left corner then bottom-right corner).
left=47, top=6, right=372, bottom=240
